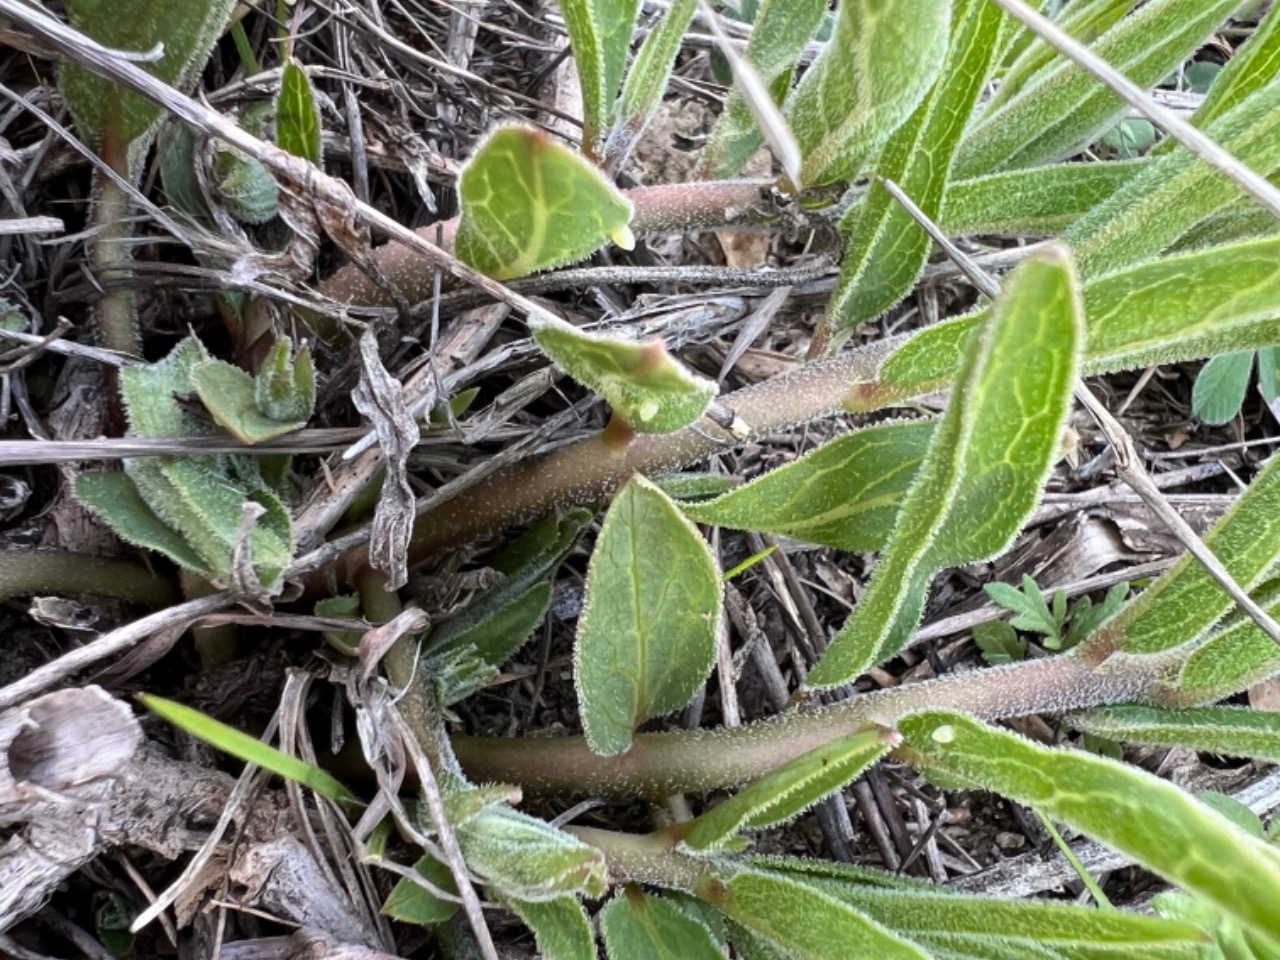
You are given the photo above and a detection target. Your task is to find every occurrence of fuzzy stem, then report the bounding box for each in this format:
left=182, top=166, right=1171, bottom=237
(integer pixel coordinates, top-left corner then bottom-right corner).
left=93, top=126, right=141, bottom=356
left=0, top=548, right=179, bottom=606
left=312, top=179, right=778, bottom=334
left=304, top=335, right=906, bottom=591
left=450, top=651, right=1172, bottom=798
left=565, top=825, right=712, bottom=890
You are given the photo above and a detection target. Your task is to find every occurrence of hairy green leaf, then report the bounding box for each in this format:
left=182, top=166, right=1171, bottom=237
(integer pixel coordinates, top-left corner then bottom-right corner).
left=381, top=855, right=459, bottom=926
left=530, top=315, right=716, bottom=433
left=120, top=338, right=210, bottom=439
left=697, top=866, right=931, bottom=960
left=954, top=0, right=1243, bottom=178
left=941, top=160, right=1146, bottom=237
left=60, top=0, right=236, bottom=152
left=193, top=361, right=308, bottom=444
left=1177, top=0, right=1280, bottom=134
left=74, top=472, right=213, bottom=576
left=558, top=0, right=641, bottom=152
left=785, top=0, right=953, bottom=186
left=507, top=896, right=596, bottom=960
left=899, top=710, right=1280, bottom=948
left=832, top=0, right=1000, bottom=329
left=679, top=726, right=895, bottom=852
left=255, top=338, right=316, bottom=424
left=699, top=0, right=829, bottom=179
left=809, top=247, right=1081, bottom=688
left=1087, top=451, right=1280, bottom=656
left=140, top=694, right=357, bottom=805
left=456, top=804, right=607, bottom=901
left=680, top=420, right=935, bottom=553
left=434, top=580, right=553, bottom=669
left=575, top=475, right=721, bottom=756
left=601, top=888, right=724, bottom=960
left=1174, top=583, right=1280, bottom=702
left=1192, top=351, right=1255, bottom=425
left=1068, top=704, right=1280, bottom=764
left=215, top=148, right=279, bottom=224
left=277, top=60, right=322, bottom=166
left=606, top=0, right=697, bottom=167
left=876, top=234, right=1280, bottom=404
left=455, top=126, right=634, bottom=280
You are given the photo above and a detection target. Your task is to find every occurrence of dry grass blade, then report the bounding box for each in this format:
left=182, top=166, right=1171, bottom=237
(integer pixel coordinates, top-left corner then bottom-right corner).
left=988, top=0, right=1280, bottom=221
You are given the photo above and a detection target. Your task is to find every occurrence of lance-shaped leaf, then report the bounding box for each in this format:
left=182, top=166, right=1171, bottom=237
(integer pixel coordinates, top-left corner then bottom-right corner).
left=575, top=475, right=721, bottom=756
left=808, top=247, right=1081, bottom=688
left=898, top=710, right=1280, bottom=948
left=60, top=0, right=236, bottom=150
left=456, top=804, right=607, bottom=901
left=530, top=315, right=716, bottom=433
left=455, top=126, right=635, bottom=281
left=1084, top=451, right=1280, bottom=657
left=989, top=0, right=1138, bottom=112
left=193, top=360, right=309, bottom=444
left=120, top=338, right=212, bottom=439
left=873, top=233, right=1280, bottom=409
left=1065, top=80, right=1280, bottom=278
left=940, top=159, right=1146, bottom=238
left=277, top=60, right=322, bottom=166
left=698, top=0, right=829, bottom=179
left=696, top=866, right=931, bottom=960
left=681, top=420, right=935, bottom=553
left=1068, top=704, right=1280, bottom=764
left=605, top=0, right=697, bottom=168
left=785, top=0, right=952, bottom=187
left=1174, top=583, right=1280, bottom=703
left=507, top=896, right=596, bottom=960
left=254, top=338, right=316, bottom=424
left=831, top=0, right=1000, bottom=329
left=953, top=0, right=1242, bottom=178
left=601, top=888, right=724, bottom=960
left=559, top=0, right=641, bottom=152
left=677, top=726, right=896, bottom=853
left=75, top=472, right=214, bottom=577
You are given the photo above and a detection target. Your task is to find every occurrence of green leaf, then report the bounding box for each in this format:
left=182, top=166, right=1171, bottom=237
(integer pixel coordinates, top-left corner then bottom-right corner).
left=808, top=247, right=1082, bottom=688
left=255, top=337, right=316, bottom=424
left=876, top=234, right=1280, bottom=405
left=1099, top=118, right=1156, bottom=159
left=193, top=360, right=309, bottom=444
left=972, top=621, right=1027, bottom=665
left=277, top=60, right=322, bottom=165
left=120, top=338, right=211, bottom=439
left=653, top=472, right=740, bottom=502
left=1069, top=704, right=1280, bottom=765
left=601, top=887, right=724, bottom=960
left=60, top=0, right=237, bottom=151
left=140, top=694, right=358, bottom=805
left=507, top=896, right=596, bottom=960
left=785, top=0, right=953, bottom=187
left=455, top=126, right=634, bottom=281
left=75, top=471, right=214, bottom=576
left=1172, top=583, right=1280, bottom=702
left=1065, top=80, right=1280, bottom=277
left=1192, top=351, right=1255, bottom=425
left=456, top=804, right=607, bottom=901
left=985, top=575, right=1066, bottom=644
left=699, top=0, right=829, bottom=179
left=428, top=508, right=590, bottom=659
left=557, top=0, right=641, bottom=152
left=1088, top=451, right=1280, bottom=656
left=216, top=147, right=280, bottom=224
left=575, top=475, right=722, bottom=756
left=830, top=0, right=1001, bottom=329
left=898, top=710, right=1280, bottom=949
left=1260, top=346, right=1280, bottom=402
left=953, top=0, right=1243, bottom=177
left=530, top=315, right=716, bottom=433
left=381, top=855, right=459, bottom=926
left=940, top=160, right=1147, bottom=237
left=678, top=726, right=895, bottom=852
left=696, top=866, right=931, bottom=960
left=1181, top=0, right=1280, bottom=131
left=680, top=420, right=935, bottom=553
left=606, top=0, right=697, bottom=166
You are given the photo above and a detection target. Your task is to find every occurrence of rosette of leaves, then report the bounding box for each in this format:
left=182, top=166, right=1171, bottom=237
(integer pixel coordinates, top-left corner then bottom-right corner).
left=75, top=338, right=314, bottom=590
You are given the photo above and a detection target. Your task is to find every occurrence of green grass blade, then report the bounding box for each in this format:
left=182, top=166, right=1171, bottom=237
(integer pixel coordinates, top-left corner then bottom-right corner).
left=899, top=710, right=1280, bottom=949
left=830, top=0, right=1001, bottom=329
left=139, top=694, right=357, bottom=805
left=809, top=247, right=1082, bottom=688
left=953, top=0, right=1243, bottom=178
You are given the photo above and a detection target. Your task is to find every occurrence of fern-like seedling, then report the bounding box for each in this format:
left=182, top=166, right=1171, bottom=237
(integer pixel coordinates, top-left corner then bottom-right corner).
left=75, top=338, right=314, bottom=590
